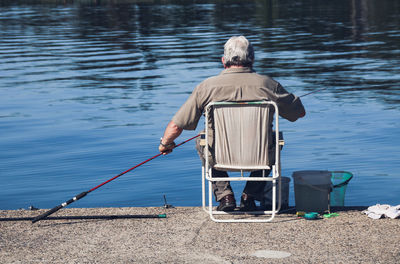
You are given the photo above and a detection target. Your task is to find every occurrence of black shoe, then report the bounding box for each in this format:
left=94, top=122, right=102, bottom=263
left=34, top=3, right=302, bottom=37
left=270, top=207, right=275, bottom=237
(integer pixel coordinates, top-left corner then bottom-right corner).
left=217, top=194, right=236, bottom=211
left=239, top=193, right=257, bottom=211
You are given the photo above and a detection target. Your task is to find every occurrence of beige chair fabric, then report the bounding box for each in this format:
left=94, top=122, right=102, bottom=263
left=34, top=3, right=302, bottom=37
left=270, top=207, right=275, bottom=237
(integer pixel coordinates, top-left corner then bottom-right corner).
left=212, top=103, right=273, bottom=171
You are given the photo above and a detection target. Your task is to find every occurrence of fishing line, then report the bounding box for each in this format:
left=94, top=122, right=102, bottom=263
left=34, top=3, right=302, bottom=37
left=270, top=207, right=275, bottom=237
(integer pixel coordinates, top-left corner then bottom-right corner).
left=31, top=134, right=200, bottom=223
left=299, top=87, right=328, bottom=97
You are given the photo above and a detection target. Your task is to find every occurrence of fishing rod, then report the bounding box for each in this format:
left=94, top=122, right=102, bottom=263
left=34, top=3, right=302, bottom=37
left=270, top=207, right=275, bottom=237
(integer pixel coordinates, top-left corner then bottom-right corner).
left=32, top=134, right=200, bottom=223
left=300, top=87, right=328, bottom=97
left=2, top=214, right=167, bottom=222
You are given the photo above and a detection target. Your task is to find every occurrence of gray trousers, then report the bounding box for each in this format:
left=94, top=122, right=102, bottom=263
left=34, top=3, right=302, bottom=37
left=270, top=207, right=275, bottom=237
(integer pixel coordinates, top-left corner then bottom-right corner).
left=196, top=137, right=271, bottom=202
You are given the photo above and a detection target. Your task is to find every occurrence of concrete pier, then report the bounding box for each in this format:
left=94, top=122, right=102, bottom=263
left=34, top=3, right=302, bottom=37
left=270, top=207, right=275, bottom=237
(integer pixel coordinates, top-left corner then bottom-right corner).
left=1, top=207, right=399, bottom=263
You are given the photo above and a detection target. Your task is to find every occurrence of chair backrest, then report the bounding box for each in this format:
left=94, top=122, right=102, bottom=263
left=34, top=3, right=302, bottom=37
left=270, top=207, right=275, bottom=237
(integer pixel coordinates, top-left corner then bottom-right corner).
left=205, top=101, right=279, bottom=172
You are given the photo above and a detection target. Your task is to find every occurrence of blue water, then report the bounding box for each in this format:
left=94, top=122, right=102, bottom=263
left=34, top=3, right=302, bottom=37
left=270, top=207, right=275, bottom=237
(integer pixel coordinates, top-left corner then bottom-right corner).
left=1, top=1, right=399, bottom=210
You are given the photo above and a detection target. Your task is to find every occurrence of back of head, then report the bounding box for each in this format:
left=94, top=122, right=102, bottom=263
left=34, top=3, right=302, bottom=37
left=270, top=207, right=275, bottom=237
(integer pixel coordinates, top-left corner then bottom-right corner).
left=223, top=36, right=254, bottom=68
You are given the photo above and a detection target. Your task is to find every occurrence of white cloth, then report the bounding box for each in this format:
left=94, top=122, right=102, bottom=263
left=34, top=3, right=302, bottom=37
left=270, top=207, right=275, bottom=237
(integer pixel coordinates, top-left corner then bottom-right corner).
left=363, top=204, right=400, bottom=219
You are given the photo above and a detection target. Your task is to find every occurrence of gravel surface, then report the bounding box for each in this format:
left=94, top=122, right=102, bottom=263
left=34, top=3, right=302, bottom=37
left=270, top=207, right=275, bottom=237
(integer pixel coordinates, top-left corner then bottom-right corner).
left=1, top=207, right=399, bottom=263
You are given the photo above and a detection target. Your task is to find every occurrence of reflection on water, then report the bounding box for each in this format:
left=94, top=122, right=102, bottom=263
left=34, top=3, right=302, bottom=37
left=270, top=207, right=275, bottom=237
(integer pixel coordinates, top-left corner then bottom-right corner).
left=0, top=0, right=399, bottom=209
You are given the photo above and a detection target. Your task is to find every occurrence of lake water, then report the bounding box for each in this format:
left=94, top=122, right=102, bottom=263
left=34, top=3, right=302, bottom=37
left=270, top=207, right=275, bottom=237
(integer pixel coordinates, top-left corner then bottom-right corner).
left=1, top=0, right=399, bottom=210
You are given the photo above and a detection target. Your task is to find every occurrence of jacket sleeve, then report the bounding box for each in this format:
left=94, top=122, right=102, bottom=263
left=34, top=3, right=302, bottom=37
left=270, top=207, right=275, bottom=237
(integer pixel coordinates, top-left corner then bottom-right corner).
left=274, top=83, right=305, bottom=122
left=171, top=86, right=203, bottom=130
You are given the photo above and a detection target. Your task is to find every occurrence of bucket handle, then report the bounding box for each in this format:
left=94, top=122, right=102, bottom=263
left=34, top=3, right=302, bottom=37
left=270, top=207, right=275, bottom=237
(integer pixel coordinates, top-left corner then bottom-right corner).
left=332, top=172, right=353, bottom=188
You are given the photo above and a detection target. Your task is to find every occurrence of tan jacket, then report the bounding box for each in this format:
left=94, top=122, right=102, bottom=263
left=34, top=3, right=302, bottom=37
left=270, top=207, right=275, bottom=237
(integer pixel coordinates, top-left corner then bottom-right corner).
left=172, top=67, right=305, bottom=130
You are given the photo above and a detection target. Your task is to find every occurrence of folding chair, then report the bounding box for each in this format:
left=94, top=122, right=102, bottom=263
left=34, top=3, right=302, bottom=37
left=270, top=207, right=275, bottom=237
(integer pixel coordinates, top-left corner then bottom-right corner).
left=201, top=101, right=284, bottom=222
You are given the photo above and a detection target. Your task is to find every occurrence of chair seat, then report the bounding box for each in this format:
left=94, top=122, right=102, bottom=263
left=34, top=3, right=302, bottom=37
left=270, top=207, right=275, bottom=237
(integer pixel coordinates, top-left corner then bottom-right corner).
left=213, top=164, right=271, bottom=171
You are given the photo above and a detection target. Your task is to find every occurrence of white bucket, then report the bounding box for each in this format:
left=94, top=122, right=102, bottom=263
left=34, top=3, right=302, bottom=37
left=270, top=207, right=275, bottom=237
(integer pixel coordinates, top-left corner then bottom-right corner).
left=261, top=177, right=291, bottom=210
left=292, top=170, right=332, bottom=213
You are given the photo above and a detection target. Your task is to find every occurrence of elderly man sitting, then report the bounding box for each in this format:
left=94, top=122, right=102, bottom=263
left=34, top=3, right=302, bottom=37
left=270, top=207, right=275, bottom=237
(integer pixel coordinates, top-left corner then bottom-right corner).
left=159, top=36, right=305, bottom=211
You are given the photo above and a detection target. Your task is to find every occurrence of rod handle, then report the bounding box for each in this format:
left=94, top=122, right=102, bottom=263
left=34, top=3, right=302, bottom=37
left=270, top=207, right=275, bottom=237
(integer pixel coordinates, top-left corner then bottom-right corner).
left=32, top=191, right=88, bottom=223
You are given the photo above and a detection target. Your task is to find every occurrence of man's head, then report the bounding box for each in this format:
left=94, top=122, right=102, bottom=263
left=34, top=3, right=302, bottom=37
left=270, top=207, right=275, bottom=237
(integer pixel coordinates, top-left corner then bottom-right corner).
left=222, top=36, right=254, bottom=68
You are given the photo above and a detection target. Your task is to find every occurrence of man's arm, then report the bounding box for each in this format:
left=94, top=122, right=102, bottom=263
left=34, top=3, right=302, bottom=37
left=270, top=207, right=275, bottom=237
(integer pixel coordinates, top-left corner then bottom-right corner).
left=159, top=121, right=183, bottom=155
left=274, top=84, right=306, bottom=122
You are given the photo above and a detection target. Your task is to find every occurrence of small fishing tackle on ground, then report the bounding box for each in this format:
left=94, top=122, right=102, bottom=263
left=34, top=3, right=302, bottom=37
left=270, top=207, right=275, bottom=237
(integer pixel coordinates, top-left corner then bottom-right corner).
left=163, top=195, right=174, bottom=209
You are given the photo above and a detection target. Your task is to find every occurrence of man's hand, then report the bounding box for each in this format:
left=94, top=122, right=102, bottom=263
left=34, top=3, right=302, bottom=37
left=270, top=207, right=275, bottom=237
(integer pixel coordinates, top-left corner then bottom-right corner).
left=299, top=109, right=306, bottom=118
left=159, top=140, right=176, bottom=155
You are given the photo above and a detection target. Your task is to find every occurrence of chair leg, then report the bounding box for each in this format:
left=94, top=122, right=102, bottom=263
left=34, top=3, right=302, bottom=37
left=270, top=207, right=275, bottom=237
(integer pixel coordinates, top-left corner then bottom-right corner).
left=201, top=166, right=206, bottom=211
left=208, top=180, right=213, bottom=216
left=205, top=166, right=282, bottom=223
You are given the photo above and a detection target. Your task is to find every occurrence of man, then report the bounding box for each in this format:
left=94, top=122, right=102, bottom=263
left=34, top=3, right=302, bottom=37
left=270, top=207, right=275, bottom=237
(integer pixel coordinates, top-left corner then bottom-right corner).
left=159, top=36, right=305, bottom=211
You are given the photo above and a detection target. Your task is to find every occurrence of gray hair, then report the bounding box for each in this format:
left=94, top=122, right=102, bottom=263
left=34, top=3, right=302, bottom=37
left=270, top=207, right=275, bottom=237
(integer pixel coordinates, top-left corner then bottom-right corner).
left=223, top=36, right=254, bottom=67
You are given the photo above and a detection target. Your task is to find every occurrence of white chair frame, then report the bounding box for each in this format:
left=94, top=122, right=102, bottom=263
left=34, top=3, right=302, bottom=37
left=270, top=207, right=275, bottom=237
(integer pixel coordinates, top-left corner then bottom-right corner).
left=201, top=101, right=283, bottom=222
